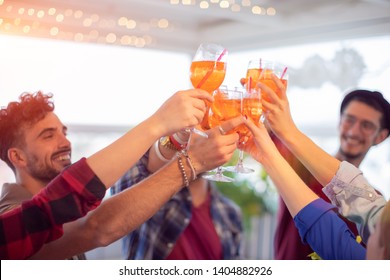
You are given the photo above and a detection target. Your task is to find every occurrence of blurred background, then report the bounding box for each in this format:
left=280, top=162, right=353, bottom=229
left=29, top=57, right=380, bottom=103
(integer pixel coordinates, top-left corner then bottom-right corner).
left=0, top=0, right=389, bottom=259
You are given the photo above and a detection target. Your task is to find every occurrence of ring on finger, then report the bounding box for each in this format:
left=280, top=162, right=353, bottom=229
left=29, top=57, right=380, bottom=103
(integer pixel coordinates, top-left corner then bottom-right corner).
left=218, top=126, right=227, bottom=135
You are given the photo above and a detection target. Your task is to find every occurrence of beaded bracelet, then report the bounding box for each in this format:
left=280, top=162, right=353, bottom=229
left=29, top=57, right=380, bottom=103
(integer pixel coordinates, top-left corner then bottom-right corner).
left=176, top=152, right=189, bottom=187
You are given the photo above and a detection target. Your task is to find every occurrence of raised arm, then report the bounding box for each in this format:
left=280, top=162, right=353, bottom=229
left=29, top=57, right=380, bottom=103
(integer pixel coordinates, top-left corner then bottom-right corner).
left=258, top=74, right=340, bottom=186
left=241, top=118, right=318, bottom=217
left=87, top=89, right=212, bottom=187
left=20, top=88, right=211, bottom=259
left=258, top=76, right=387, bottom=241
left=241, top=119, right=366, bottom=259
left=0, top=158, right=106, bottom=260
left=29, top=111, right=243, bottom=259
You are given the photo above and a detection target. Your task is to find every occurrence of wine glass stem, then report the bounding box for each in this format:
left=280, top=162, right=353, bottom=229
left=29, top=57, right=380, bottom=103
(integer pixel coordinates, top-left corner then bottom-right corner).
left=184, top=130, right=193, bottom=151
left=216, top=166, right=224, bottom=176
left=236, top=149, right=245, bottom=170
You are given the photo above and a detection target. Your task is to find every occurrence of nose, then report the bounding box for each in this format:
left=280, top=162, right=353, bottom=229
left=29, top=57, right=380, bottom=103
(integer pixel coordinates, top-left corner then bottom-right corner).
left=58, top=132, right=71, bottom=148
left=347, top=120, right=363, bottom=136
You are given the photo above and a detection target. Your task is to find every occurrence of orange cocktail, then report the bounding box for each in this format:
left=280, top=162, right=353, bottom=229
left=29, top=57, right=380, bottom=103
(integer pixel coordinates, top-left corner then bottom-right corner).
left=210, top=87, right=261, bottom=175
left=242, top=96, right=262, bottom=124
left=245, top=60, right=288, bottom=105
left=238, top=90, right=262, bottom=142
left=245, top=68, right=262, bottom=90
left=258, top=68, right=288, bottom=102
left=207, top=88, right=262, bottom=143
left=190, top=60, right=226, bottom=93
left=207, top=87, right=240, bottom=131
left=190, top=60, right=226, bottom=129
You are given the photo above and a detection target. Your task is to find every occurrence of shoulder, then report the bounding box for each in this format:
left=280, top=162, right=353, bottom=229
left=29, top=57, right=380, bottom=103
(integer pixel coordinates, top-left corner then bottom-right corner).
left=0, top=183, right=32, bottom=214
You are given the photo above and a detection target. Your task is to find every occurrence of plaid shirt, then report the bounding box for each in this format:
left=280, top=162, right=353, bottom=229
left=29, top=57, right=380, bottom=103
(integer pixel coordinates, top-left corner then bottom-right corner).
left=0, top=158, right=106, bottom=260
left=111, top=151, right=243, bottom=260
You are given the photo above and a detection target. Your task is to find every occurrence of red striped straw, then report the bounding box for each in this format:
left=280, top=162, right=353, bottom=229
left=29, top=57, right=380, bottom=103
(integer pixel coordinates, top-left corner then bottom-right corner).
left=197, top=48, right=227, bottom=89
left=247, top=76, right=252, bottom=92
left=217, top=48, right=227, bottom=62
left=280, top=66, right=288, bottom=79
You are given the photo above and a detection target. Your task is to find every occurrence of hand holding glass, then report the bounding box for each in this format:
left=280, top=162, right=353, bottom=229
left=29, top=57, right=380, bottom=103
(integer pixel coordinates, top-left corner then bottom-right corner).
left=245, top=59, right=288, bottom=102
left=190, top=43, right=227, bottom=133
left=224, top=88, right=262, bottom=174
left=203, top=87, right=240, bottom=182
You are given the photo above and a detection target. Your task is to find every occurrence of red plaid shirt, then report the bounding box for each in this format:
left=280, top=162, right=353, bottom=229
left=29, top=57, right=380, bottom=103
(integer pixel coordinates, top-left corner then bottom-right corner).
left=0, top=157, right=106, bottom=260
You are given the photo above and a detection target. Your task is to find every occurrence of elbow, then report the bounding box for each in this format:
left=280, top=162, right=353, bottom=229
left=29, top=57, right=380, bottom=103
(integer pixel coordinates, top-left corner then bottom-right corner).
left=83, top=214, right=123, bottom=248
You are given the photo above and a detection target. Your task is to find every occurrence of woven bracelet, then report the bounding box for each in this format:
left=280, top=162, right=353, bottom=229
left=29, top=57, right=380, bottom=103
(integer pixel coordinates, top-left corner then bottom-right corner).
left=180, top=149, right=197, bottom=181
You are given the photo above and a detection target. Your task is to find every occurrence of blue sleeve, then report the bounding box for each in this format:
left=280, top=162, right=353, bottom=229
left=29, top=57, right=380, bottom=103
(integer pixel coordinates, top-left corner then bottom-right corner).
left=294, top=198, right=366, bottom=260
left=110, top=151, right=151, bottom=195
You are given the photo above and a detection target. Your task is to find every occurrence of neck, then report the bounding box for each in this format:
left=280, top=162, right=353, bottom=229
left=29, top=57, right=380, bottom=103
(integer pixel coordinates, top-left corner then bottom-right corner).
left=188, top=178, right=209, bottom=207
left=15, top=172, right=49, bottom=195
left=334, top=150, right=364, bottom=168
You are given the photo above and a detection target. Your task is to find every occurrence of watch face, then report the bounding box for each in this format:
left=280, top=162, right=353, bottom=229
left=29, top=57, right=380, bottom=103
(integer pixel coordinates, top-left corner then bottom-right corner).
left=160, top=136, right=176, bottom=150
left=160, top=136, right=169, bottom=145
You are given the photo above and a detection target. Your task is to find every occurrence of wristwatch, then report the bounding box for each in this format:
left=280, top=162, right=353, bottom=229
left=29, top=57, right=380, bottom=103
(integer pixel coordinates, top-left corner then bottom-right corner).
left=159, top=136, right=178, bottom=151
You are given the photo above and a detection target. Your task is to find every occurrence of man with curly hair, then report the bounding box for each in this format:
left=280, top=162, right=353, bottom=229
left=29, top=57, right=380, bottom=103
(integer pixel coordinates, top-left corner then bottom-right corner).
left=0, top=90, right=242, bottom=259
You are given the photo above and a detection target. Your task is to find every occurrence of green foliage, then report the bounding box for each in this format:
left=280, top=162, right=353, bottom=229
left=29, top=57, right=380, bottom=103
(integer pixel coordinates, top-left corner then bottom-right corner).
left=215, top=152, right=277, bottom=231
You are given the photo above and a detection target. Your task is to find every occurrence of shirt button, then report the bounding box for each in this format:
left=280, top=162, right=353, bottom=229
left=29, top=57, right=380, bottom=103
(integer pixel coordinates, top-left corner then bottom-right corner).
left=167, top=243, right=173, bottom=248
left=184, top=218, right=190, bottom=224
left=368, top=193, right=373, bottom=198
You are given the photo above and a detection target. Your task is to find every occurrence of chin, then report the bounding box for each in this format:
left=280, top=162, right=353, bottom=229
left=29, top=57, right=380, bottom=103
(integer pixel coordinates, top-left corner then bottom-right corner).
left=62, top=160, right=72, bottom=167
left=340, top=150, right=362, bottom=161
left=56, top=162, right=71, bottom=172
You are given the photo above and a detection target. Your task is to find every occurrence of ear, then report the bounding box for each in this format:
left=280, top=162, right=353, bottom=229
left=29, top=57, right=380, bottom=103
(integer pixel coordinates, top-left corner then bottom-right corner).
left=374, top=128, right=389, bottom=146
left=7, top=148, right=28, bottom=169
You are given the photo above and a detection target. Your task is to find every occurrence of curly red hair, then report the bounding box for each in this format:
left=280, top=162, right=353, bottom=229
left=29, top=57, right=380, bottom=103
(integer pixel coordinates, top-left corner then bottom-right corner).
left=0, top=91, right=54, bottom=172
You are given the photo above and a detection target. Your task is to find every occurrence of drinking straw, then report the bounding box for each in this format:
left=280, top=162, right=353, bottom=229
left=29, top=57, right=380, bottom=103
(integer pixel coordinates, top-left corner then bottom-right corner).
left=247, top=76, right=252, bottom=92
left=217, top=48, right=227, bottom=62
left=197, top=48, right=227, bottom=89
left=280, top=66, right=288, bottom=79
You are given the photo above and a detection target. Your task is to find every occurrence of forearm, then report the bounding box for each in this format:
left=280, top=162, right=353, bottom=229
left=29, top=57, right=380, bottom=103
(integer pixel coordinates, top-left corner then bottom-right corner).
left=87, top=116, right=161, bottom=187
left=30, top=156, right=188, bottom=259
left=261, top=148, right=318, bottom=217
left=243, top=118, right=319, bottom=217
left=86, top=158, right=185, bottom=246
left=148, top=141, right=175, bottom=172
left=148, top=131, right=190, bottom=172
left=279, top=126, right=340, bottom=186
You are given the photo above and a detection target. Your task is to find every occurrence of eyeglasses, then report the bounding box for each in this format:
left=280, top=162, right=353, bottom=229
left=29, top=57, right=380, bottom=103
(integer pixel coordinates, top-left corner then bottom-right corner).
left=340, top=114, right=379, bottom=134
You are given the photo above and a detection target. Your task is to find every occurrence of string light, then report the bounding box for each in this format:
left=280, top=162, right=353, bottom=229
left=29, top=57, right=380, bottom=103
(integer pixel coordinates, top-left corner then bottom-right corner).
left=173, top=0, right=277, bottom=15
left=0, top=1, right=160, bottom=48
left=0, top=0, right=276, bottom=49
